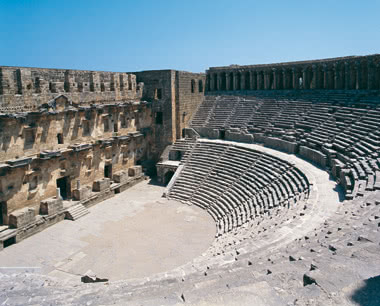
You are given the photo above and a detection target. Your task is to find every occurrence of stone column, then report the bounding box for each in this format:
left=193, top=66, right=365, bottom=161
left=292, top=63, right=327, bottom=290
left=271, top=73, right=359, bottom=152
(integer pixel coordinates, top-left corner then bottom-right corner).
left=233, top=72, right=238, bottom=91
left=302, top=67, right=308, bottom=89
left=248, top=71, right=253, bottom=90
left=272, top=68, right=278, bottom=90
left=57, top=188, right=61, bottom=199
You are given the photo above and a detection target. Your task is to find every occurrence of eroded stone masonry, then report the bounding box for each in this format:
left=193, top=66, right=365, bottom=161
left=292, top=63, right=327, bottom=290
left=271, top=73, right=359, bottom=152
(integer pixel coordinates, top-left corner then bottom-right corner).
left=0, top=66, right=205, bottom=249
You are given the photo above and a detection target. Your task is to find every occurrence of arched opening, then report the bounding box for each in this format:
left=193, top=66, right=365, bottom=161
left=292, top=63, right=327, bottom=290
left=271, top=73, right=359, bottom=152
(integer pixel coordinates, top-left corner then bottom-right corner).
left=104, top=164, right=113, bottom=179
left=0, top=201, right=8, bottom=225
left=299, top=77, right=303, bottom=89
left=236, top=73, right=241, bottom=90
left=277, top=71, right=283, bottom=89
left=164, top=171, right=175, bottom=185
left=221, top=72, right=226, bottom=90
left=198, top=79, right=203, bottom=92
left=269, top=72, right=274, bottom=90
left=245, top=72, right=250, bottom=90
left=229, top=72, right=234, bottom=90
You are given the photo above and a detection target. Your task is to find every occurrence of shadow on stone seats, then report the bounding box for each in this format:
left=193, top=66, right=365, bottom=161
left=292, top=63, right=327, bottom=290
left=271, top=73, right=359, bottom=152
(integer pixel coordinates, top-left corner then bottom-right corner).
left=350, top=275, right=380, bottom=306
left=330, top=174, right=346, bottom=202
left=333, top=184, right=346, bottom=202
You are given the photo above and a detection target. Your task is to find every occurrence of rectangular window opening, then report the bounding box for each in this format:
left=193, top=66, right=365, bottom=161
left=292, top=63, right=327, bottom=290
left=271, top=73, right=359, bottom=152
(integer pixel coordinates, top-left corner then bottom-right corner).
left=154, top=88, right=162, bottom=100
left=155, top=112, right=163, bottom=124
left=57, top=133, right=64, bottom=144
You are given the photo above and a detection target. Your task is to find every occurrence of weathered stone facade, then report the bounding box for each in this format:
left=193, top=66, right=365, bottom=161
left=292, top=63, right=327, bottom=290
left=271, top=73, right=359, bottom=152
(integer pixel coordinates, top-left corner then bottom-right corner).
left=0, top=67, right=143, bottom=113
left=134, top=70, right=205, bottom=155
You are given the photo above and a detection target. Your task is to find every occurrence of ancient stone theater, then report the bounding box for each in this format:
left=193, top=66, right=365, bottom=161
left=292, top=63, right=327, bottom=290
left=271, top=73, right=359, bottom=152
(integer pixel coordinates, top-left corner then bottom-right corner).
left=0, top=55, right=380, bottom=305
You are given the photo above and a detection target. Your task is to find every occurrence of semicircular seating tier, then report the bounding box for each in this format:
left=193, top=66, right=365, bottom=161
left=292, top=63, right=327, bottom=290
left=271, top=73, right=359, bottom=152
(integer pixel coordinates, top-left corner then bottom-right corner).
left=166, top=141, right=310, bottom=236
left=190, top=92, right=380, bottom=201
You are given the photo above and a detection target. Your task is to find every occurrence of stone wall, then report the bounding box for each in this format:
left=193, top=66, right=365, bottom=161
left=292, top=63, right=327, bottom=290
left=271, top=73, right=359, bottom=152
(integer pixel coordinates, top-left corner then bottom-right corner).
left=175, top=71, right=206, bottom=139
left=134, top=70, right=176, bottom=159
left=206, top=54, right=380, bottom=92
left=0, top=67, right=143, bottom=113
left=0, top=130, right=150, bottom=215
left=0, top=91, right=154, bottom=221
left=134, top=70, right=205, bottom=159
left=0, top=96, right=152, bottom=161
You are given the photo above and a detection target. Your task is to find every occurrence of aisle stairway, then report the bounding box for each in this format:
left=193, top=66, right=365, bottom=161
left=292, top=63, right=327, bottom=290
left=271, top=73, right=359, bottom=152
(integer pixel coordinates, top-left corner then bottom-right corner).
left=64, top=204, right=90, bottom=221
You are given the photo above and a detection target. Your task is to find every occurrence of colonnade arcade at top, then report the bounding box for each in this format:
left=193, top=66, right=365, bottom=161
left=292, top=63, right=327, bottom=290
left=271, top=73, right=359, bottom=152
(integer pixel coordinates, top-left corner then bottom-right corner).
left=206, top=54, right=380, bottom=91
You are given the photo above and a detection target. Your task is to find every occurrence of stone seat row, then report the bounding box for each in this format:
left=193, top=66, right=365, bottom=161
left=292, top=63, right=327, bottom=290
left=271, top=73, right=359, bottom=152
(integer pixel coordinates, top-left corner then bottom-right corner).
left=191, top=95, right=380, bottom=200
left=168, top=141, right=309, bottom=235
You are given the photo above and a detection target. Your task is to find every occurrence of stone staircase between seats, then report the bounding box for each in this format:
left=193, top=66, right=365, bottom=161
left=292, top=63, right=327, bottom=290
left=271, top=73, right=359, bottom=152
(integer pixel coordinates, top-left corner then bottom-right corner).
left=65, top=204, right=90, bottom=221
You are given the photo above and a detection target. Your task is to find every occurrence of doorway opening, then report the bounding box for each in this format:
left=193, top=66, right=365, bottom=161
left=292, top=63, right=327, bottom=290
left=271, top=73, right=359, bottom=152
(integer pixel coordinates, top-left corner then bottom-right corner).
left=164, top=171, right=175, bottom=185
left=57, top=133, right=64, bottom=144
left=104, top=164, right=113, bottom=179
left=220, top=130, right=226, bottom=140
left=56, top=176, right=70, bottom=200
left=0, top=201, right=7, bottom=225
left=3, top=236, right=16, bottom=248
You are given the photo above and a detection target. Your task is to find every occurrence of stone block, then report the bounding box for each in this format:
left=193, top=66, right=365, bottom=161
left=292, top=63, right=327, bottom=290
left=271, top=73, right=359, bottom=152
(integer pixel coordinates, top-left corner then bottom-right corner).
left=264, top=137, right=298, bottom=154
left=128, top=165, right=142, bottom=177
left=113, top=170, right=129, bottom=184
left=72, top=186, right=92, bottom=201
left=9, top=207, right=36, bottom=228
left=92, top=178, right=111, bottom=192
left=40, top=197, right=63, bottom=215
left=299, top=146, right=327, bottom=168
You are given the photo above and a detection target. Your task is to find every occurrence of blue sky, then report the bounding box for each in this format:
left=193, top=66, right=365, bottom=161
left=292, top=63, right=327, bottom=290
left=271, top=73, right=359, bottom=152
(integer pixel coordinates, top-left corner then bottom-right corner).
left=0, top=0, right=379, bottom=72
